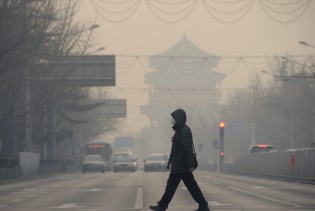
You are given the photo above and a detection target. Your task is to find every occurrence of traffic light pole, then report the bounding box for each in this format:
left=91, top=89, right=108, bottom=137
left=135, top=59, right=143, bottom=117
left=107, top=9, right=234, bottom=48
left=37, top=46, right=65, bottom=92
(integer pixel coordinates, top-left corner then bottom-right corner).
left=219, top=128, right=224, bottom=171
left=218, top=121, right=225, bottom=172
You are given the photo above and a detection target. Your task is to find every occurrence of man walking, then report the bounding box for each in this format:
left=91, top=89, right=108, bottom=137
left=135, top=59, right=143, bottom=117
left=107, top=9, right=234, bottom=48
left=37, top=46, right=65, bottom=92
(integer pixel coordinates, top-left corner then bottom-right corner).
left=150, top=108, right=210, bottom=211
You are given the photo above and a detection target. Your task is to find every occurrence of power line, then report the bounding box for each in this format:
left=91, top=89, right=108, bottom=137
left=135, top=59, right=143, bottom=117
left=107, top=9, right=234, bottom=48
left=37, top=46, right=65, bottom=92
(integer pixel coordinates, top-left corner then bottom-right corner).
left=114, top=55, right=315, bottom=76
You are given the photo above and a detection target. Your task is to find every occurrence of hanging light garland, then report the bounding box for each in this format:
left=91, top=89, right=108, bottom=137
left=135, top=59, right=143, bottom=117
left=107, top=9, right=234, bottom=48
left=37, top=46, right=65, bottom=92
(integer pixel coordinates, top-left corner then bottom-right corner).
left=202, top=0, right=255, bottom=24
left=81, top=0, right=312, bottom=24
left=146, top=0, right=198, bottom=24
left=259, top=0, right=312, bottom=24
left=90, top=0, right=142, bottom=23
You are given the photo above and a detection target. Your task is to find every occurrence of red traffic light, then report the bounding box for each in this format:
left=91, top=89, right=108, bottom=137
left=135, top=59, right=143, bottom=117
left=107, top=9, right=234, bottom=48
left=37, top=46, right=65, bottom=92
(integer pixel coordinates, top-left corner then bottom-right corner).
left=220, top=151, right=224, bottom=156
left=219, top=121, right=225, bottom=128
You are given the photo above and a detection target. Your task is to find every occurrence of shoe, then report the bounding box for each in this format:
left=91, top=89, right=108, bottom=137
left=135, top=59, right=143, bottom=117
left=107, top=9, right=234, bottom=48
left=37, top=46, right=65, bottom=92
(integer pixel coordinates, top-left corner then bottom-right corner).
left=195, top=206, right=211, bottom=211
left=150, top=204, right=166, bottom=211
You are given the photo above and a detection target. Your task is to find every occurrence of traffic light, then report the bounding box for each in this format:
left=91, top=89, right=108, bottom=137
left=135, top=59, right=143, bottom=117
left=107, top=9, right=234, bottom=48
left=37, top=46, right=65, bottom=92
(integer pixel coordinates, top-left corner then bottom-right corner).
left=219, top=121, right=225, bottom=136
left=218, top=121, right=225, bottom=170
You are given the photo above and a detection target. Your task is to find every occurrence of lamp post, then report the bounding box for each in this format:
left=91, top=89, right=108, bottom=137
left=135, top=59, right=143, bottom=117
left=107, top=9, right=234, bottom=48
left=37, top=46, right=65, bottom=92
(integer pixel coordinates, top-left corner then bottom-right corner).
left=87, top=47, right=106, bottom=55
left=95, top=47, right=105, bottom=52
left=88, top=24, right=100, bottom=31
left=76, top=24, right=101, bottom=55
left=299, top=41, right=315, bottom=49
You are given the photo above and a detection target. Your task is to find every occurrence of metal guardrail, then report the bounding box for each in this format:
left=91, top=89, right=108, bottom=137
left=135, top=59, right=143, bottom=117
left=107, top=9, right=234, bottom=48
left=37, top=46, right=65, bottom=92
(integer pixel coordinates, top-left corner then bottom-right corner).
left=222, top=148, right=315, bottom=184
left=0, top=158, right=79, bottom=181
left=0, top=157, right=19, bottom=169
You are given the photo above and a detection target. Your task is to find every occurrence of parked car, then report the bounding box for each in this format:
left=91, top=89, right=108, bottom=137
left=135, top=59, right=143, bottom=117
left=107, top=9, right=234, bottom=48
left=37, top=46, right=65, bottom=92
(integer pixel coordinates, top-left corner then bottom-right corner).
left=249, top=144, right=274, bottom=153
left=82, top=154, right=105, bottom=173
left=112, top=153, right=137, bottom=172
left=144, top=153, right=168, bottom=172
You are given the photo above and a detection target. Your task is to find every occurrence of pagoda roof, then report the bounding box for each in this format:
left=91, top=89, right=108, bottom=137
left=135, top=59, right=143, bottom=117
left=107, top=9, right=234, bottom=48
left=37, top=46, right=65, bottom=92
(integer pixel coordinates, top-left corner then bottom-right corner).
left=152, top=34, right=218, bottom=58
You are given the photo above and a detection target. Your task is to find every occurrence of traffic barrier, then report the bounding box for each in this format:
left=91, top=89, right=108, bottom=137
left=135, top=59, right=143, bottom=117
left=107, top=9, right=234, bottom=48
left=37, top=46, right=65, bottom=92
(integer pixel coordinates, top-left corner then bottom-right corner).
left=0, top=158, right=78, bottom=182
left=222, top=148, right=315, bottom=183
left=0, top=166, right=22, bottom=181
left=19, top=152, right=40, bottom=178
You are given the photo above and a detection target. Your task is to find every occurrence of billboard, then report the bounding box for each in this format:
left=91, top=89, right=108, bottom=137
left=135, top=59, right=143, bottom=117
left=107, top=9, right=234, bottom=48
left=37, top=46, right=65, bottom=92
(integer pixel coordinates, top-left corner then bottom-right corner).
left=66, top=99, right=126, bottom=120
left=35, top=55, right=115, bottom=87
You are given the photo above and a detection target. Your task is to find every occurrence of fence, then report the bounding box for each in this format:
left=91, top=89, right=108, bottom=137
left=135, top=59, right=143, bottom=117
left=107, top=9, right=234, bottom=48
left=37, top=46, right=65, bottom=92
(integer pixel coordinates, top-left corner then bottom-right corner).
left=222, top=148, right=315, bottom=183
left=0, top=157, right=78, bottom=181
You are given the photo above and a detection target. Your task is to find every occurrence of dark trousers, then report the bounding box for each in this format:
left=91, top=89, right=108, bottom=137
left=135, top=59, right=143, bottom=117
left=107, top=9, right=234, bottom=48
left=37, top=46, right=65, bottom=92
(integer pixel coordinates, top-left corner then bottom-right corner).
left=158, top=172, right=208, bottom=209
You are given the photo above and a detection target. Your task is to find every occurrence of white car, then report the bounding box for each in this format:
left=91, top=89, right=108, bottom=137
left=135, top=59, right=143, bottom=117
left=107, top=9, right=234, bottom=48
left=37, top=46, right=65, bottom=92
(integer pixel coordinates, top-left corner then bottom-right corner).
left=144, top=153, right=168, bottom=172
left=82, top=154, right=106, bottom=173
left=112, top=153, right=137, bottom=172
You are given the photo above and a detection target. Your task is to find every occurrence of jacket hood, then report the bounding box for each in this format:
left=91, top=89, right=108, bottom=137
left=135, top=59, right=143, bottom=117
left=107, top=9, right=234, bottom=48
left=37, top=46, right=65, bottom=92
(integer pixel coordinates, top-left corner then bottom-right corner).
left=171, top=109, right=186, bottom=131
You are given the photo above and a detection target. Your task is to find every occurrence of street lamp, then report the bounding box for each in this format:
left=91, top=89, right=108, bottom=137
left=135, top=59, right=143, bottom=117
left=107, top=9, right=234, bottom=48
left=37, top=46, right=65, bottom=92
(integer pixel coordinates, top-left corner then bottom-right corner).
left=96, top=47, right=105, bottom=51
left=299, top=41, right=315, bottom=49
left=84, top=47, right=106, bottom=55
left=89, top=24, right=100, bottom=30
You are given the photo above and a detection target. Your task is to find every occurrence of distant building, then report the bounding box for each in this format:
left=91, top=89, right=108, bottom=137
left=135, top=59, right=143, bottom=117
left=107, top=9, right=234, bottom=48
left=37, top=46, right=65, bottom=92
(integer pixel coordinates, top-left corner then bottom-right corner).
left=140, top=35, right=225, bottom=160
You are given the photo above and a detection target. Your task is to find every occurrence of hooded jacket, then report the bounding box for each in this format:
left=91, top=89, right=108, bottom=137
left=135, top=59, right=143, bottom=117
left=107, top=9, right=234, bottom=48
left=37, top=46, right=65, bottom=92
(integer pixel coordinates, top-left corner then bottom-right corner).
left=169, top=109, right=195, bottom=174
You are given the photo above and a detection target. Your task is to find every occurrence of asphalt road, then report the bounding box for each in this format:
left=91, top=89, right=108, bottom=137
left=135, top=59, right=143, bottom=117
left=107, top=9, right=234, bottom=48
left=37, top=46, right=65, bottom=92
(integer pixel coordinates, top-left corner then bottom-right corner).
left=0, top=170, right=314, bottom=211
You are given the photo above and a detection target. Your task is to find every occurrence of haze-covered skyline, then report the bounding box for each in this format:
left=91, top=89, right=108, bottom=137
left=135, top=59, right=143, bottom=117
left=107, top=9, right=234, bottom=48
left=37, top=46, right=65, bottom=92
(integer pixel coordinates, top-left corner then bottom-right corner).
left=75, top=0, right=315, bottom=142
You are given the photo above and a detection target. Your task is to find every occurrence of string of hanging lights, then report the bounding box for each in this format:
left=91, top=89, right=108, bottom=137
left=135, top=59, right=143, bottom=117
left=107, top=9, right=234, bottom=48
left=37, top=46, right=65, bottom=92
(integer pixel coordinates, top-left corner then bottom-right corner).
left=76, top=0, right=312, bottom=24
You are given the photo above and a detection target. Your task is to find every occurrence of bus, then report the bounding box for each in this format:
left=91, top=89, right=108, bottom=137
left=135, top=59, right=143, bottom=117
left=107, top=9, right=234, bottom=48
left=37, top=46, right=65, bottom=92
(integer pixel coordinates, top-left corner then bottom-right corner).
left=84, top=140, right=112, bottom=171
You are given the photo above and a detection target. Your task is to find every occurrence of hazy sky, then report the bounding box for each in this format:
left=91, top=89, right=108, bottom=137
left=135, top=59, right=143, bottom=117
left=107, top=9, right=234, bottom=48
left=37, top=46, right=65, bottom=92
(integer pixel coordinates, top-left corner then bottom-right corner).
left=75, top=0, right=315, bottom=139
left=77, top=0, right=315, bottom=55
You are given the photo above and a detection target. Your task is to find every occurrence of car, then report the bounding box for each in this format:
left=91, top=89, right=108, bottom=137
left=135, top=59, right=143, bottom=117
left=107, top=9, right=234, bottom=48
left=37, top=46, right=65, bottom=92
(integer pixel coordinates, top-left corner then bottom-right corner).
left=112, top=153, right=137, bottom=172
left=81, top=154, right=106, bottom=173
left=249, top=144, right=274, bottom=153
left=143, top=153, right=168, bottom=172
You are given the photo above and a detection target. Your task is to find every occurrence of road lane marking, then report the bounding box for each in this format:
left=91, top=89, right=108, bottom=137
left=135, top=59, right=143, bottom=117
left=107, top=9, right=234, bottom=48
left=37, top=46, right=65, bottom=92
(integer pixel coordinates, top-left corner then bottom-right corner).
left=24, top=194, right=38, bottom=198
left=208, top=201, right=230, bottom=206
left=48, top=203, right=85, bottom=209
left=212, top=210, right=240, bottom=211
left=87, top=188, right=102, bottom=191
left=135, top=187, right=143, bottom=209
left=178, top=188, right=230, bottom=206
left=228, top=186, right=304, bottom=208
left=291, top=210, right=315, bottom=211
left=9, top=199, right=25, bottom=203
left=253, top=186, right=265, bottom=189
left=0, top=204, right=8, bottom=208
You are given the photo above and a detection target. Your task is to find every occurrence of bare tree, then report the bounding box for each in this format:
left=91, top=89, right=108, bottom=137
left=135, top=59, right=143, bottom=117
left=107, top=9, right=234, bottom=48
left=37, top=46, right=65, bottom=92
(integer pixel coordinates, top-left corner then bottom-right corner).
left=221, top=56, right=315, bottom=160
left=0, top=0, right=120, bottom=158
